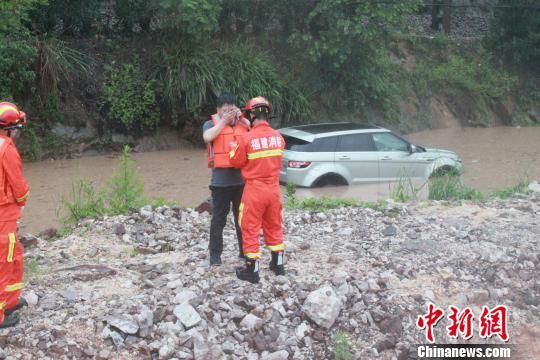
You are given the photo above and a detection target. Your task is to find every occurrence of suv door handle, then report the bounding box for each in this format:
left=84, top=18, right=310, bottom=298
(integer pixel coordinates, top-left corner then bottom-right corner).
left=338, top=155, right=350, bottom=160
left=381, top=156, right=392, bottom=160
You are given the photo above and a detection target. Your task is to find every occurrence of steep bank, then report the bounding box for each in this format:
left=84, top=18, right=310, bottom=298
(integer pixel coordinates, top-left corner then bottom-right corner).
left=16, top=34, right=540, bottom=161
left=5, top=191, right=540, bottom=359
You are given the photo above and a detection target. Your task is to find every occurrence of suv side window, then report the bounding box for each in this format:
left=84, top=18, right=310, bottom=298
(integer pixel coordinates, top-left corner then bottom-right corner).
left=371, top=133, right=409, bottom=152
left=310, top=136, right=338, bottom=152
left=337, top=134, right=376, bottom=152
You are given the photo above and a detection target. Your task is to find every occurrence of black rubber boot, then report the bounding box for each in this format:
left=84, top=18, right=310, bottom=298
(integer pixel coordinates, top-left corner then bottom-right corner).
left=0, top=312, right=20, bottom=329
left=5, top=297, right=27, bottom=317
left=235, top=259, right=260, bottom=284
left=209, top=254, right=222, bottom=266
left=269, top=251, right=285, bottom=276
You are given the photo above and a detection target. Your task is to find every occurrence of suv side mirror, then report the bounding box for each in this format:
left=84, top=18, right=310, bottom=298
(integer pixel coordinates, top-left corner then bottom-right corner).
left=409, top=144, right=417, bottom=154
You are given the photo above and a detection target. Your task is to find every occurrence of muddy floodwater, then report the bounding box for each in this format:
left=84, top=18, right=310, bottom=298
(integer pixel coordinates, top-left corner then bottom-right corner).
left=20, top=126, right=540, bottom=234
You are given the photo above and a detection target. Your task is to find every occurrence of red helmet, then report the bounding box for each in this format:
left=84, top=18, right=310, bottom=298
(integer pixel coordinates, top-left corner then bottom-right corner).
left=0, top=102, right=27, bottom=130
left=242, top=96, right=273, bottom=114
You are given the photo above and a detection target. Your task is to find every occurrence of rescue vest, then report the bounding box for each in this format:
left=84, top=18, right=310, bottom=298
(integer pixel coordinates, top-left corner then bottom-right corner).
left=206, top=114, right=249, bottom=168
left=0, top=137, right=14, bottom=206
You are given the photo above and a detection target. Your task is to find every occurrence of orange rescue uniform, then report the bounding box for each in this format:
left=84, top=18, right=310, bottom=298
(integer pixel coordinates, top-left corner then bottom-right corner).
left=229, top=122, right=285, bottom=259
left=0, top=135, right=29, bottom=324
left=206, top=114, right=249, bottom=168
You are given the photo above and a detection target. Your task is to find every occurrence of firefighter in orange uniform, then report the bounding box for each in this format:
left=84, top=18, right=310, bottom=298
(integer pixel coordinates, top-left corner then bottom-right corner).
left=0, top=102, right=30, bottom=328
left=229, top=97, right=285, bottom=284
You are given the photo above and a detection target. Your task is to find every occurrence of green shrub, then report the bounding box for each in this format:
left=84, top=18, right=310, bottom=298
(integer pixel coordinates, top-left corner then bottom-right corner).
left=29, top=0, right=101, bottom=35
left=389, top=175, right=426, bottom=202
left=429, top=176, right=484, bottom=201
left=484, top=0, right=540, bottom=70
left=158, top=0, right=222, bottom=40
left=36, top=38, right=94, bottom=94
left=334, top=330, right=352, bottom=360
left=491, top=178, right=530, bottom=199
left=24, top=258, right=46, bottom=280
left=60, top=145, right=177, bottom=222
left=102, top=61, right=160, bottom=133
left=61, top=179, right=106, bottom=224
left=107, top=145, right=145, bottom=214
left=284, top=182, right=299, bottom=208
left=115, top=0, right=158, bottom=32
left=161, top=43, right=312, bottom=126
left=415, top=54, right=516, bottom=103
left=0, top=30, right=37, bottom=100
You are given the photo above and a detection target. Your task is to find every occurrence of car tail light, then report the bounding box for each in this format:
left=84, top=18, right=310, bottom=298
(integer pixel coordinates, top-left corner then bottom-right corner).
left=288, top=161, right=311, bottom=168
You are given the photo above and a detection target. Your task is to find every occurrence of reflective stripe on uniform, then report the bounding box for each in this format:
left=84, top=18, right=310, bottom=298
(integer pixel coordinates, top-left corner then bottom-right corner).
left=238, top=203, right=244, bottom=227
left=244, top=252, right=261, bottom=259
left=247, top=149, right=283, bottom=160
left=267, top=244, right=285, bottom=252
left=5, top=283, right=23, bottom=292
left=16, top=190, right=30, bottom=203
left=7, top=233, right=16, bottom=262
left=0, top=301, right=5, bottom=310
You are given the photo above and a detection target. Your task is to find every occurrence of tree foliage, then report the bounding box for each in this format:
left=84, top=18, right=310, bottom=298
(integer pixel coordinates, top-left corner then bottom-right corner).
left=102, top=61, right=160, bottom=133
left=485, top=0, right=540, bottom=70
left=161, top=43, right=311, bottom=126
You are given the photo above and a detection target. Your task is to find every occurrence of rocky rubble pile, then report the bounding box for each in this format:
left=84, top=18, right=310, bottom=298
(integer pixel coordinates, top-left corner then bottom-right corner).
left=1, top=188, right=540, bottom=359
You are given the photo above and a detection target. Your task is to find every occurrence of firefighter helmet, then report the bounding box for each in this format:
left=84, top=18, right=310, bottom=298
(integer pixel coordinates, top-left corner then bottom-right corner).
left=242, top=96, right=272, bottom=114
left=0, top=102, right=27, bottom=130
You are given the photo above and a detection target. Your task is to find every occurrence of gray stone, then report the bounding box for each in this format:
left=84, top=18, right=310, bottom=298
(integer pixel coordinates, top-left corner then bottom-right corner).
left=296, top=322, right=309, bottom=340
left=113, top=223, right=126, bottom=236
left=159, top=344, right=174, bottom=359
left=25, top=290, right=39, bottom=306
left=383, top=225, right=397, bottom=236
left=58, top=288, right=78, bottom=302
left=528, top=181, right=540, bottom=193
left=240, top=314, right=264, bottom=332
left=222, top=341, right=235, bottom=355
left=261, top=350, right=289, bottom=360
left=136, top=306, right=154, bottom=338
left=302, top=286, right=342, bottom=329
left=105, top=315, right=139, bottom=335
left=140, top=205, right=153, bottom=217
left=192, top=331, right=210, bottom=360
left=174, top=289, right=197, bottom=304
left=174, top=304, right=202, bottom=329
left=468, top=289, right=490, bottom=304
left=367, top=279, right=381, bottom=292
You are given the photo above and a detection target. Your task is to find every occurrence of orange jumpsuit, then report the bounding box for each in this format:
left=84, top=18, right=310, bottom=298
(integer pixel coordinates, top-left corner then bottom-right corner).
left=229, top=122, right=285, bottom=259
left=0, top=135, right=29, bottom=324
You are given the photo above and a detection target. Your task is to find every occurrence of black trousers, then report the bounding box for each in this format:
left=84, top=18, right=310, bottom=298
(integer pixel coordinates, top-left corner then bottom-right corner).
left=209, top=185, right=244, bottom=257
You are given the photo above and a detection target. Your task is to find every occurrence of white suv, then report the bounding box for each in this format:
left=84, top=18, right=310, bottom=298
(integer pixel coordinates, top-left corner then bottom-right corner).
left=279, top=123, right=464, bottom=187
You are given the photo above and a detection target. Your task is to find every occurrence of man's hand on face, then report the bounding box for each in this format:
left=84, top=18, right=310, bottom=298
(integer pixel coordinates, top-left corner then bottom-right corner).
left=221, top=107, right=237, bottom=125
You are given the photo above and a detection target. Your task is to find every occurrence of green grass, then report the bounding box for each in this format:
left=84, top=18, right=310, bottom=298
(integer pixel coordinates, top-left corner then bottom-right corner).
left=428, top=176, right=484, bottom=201
left=60, top=145, right=178, bottom=223
left=284, top=181, right=357, bottom=211
left=389, top=175, right=426, bottom=202
left=334, top=330, right=352, bottom=360
left=24, top=258, right=46, bottom=280
left=490, top=178, right=530, bottom=199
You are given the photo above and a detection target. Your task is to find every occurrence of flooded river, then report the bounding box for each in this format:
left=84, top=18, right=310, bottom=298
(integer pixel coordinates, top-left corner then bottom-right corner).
left=19, top=126, right=540, bottom=234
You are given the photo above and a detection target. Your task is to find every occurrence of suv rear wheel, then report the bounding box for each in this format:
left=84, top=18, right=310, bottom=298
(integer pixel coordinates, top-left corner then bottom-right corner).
left=312, top=173, right=348, bottom=187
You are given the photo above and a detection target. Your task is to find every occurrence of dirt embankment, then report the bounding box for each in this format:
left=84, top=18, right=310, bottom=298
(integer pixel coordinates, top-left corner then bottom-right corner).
left=3, top=189, right=540, bottom=359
